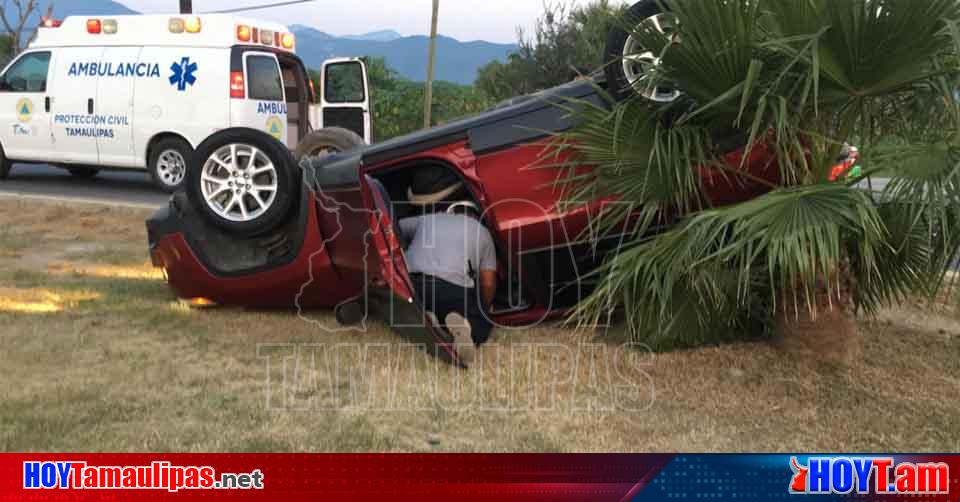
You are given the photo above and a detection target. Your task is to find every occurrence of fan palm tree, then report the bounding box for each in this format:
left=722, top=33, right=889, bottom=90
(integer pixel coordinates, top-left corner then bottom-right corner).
left=556, top=0, right=960, bottom=351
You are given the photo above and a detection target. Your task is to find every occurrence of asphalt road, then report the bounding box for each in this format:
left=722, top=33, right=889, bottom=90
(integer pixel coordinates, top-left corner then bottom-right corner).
left=0, top=164, right=170, bottom=209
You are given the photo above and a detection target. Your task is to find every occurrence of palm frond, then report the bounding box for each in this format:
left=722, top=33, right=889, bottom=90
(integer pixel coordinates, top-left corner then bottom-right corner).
left=626, top=0, right=762, bottom=121
left=860, top=136, right=960, bottom=304
left=551, top=95, right=713, bottom=240
left=571, top=183, right=885, bottom=340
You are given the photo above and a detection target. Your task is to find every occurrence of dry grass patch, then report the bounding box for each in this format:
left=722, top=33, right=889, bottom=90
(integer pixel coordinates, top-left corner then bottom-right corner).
left=0, top=198, right=958, bottom=452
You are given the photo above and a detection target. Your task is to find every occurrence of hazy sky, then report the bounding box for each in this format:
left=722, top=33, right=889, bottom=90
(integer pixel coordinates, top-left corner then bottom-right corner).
left=119, top=0, right=628, bottom=43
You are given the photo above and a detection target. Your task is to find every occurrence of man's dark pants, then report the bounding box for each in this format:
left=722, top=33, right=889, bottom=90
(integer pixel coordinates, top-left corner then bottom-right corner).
left=411, top=274, right=494, bottom=346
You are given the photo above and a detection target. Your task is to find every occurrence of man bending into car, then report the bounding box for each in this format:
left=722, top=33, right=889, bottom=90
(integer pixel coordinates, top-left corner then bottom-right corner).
left=398, top=167, right=497, bottom=367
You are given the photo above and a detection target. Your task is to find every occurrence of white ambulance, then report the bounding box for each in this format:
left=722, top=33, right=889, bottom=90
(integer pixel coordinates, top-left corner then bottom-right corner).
left=0, top=14, right=371, bottom=191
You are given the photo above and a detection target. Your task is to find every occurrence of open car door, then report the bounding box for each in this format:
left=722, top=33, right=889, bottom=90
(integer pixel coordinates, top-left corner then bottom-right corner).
left=313, top=58, right=372, bottom=144
left=360, top=174, right=467, bottom=367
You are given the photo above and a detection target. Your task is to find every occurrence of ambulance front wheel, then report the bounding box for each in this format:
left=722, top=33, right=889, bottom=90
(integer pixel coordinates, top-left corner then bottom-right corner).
left=149, top=137, right=193, bottom=193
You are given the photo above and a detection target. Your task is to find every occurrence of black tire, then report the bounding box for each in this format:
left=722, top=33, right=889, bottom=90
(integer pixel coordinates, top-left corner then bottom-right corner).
left=67, top=167, right=100, bottom=179
left=0, top=145, right=10, bottom=180
left=148, top=137, right=193, bottom=193
left=294, top=127, right=365, bottom=163
left=604, top=0, right=677, bottom=102
left=186, top=128, right=299, bottom=238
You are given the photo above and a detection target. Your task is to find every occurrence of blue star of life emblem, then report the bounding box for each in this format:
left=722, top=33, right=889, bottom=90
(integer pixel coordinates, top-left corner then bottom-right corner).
left=169, top=57, right=198, bottom=91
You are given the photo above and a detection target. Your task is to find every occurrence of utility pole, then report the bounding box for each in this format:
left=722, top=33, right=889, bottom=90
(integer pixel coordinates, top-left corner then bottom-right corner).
left=179, top=0, right=193, bottom=14
left=423, top=0, right=439, bottom=129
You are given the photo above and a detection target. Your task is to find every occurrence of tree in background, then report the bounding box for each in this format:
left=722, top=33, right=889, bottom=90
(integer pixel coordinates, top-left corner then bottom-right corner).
left=0, top=34, right=13, bottom=67
left=311, top=57, right=492, bottom=142
left=0, top=0, right=52, bottom=55
left=476, top=1, right=626, bottom=102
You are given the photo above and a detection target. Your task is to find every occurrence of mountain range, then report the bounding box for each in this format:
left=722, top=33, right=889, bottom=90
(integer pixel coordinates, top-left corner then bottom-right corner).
left=341, top=30, right=403, bottom=42
left=31, top=0, right=517, bottom=85
left=288, top=25, right=515, bottom=85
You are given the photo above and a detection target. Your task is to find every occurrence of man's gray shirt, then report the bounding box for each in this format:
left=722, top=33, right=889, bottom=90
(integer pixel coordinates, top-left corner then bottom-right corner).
left=398, top=214, right=497, bottom=289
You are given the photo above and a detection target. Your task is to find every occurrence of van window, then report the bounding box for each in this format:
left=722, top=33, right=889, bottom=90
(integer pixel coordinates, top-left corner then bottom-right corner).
left=0, top=52, right=51, bottom=93
left=246, top=55, right=283, bottom=102
left=324, top=62, right=365, bottom=103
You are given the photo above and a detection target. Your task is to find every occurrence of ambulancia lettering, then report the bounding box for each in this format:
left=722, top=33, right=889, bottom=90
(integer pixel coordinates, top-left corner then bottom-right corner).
left=68, top=62, right=161, bottom=78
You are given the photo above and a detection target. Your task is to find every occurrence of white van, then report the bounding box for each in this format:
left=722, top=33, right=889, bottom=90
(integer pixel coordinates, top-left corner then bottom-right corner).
left=0, top=14, right=372, bottom=191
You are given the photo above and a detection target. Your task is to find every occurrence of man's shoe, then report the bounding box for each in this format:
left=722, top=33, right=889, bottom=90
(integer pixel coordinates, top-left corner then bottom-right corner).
left=445, top=312, right=476, bottom=368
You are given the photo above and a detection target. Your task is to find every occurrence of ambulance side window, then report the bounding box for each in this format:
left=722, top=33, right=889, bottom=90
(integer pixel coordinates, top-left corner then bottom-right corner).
left=0, top=51, right=51, bottom=93
left=246, top=55, right=283, bottom=102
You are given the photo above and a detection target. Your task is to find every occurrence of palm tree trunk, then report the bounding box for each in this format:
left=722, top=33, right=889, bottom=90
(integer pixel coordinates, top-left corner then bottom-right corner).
left=773, top=271, right=861, bottom=365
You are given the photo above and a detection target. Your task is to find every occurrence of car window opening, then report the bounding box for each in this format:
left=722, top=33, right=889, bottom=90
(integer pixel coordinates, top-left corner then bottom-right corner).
left=370, top=164, right=531, bottom=317
left=276, top=54, right=309, bottom=149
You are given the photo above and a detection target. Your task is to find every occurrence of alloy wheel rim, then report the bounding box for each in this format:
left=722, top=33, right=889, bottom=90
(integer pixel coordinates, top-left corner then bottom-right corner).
left=622, top=12, right=682, bottom=103
left=157, top=149, right=187, bottom=187
left=201, top=144, right=279, bottom=223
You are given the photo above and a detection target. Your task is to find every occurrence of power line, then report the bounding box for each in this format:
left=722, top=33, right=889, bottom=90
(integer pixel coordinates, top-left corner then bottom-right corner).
left=202, top=0, right=317, bottom=15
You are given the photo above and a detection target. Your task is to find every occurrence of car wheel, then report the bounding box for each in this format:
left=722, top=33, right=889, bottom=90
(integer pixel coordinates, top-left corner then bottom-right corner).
left=294, top=127, right=365, bottom=162
left=604, top=0, right=681, bottom=103
left=186, top=128, right=298, bottom=238
left=0, top=146, right=10, bottom=180
left=149, top=138, right=192, bottom=193
left=67, top=167, right=100, bottom=179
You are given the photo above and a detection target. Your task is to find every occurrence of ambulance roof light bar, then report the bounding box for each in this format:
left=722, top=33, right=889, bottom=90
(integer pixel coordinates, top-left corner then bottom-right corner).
left=86, top=18, right=119, bottom=34
left=235, top=23, right=295, bottom=50
left=169, top=16, right=202, bottom=33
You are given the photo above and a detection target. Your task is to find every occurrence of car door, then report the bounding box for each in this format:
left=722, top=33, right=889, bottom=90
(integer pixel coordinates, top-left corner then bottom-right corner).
left=232, top=51, right=287, bottom=143
left=316, top=59, right=371, bottom=143
left=0, top=50, right=54, bottom=161
left=48, top=47, right=103, bottom=164
left=359, top=173, right=465, bottom=367
left=94, top=46, right=140, bottom=167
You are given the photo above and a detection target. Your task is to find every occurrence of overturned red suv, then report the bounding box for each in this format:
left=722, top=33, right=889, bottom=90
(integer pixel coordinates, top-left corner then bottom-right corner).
left=147, top=80, right=795, bottom=364
left=147, top=2, right=855, bottom=366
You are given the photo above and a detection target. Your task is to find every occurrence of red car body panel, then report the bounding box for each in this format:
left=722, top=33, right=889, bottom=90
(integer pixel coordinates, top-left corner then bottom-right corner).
left=153, top=199, right=353, bottom=309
